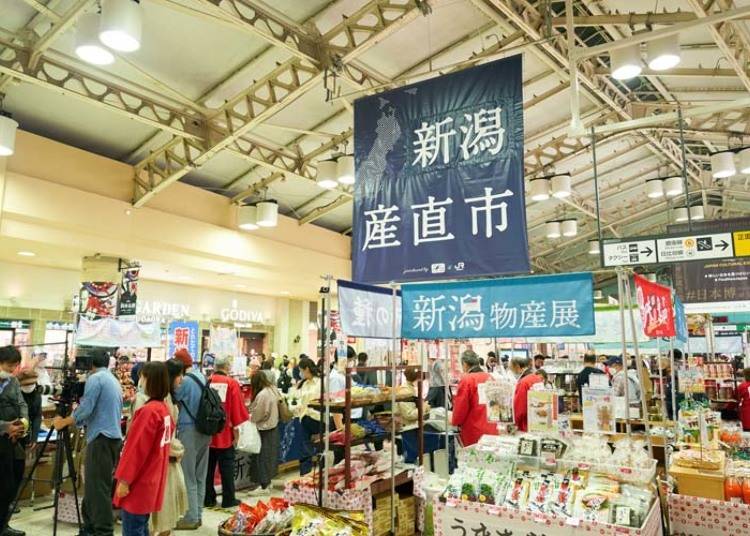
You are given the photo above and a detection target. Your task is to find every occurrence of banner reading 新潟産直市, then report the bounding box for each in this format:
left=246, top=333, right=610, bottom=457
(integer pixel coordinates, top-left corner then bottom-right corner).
left=353, top=54, right=528, bottom=284
left=401, top=272, right=594, bottom=340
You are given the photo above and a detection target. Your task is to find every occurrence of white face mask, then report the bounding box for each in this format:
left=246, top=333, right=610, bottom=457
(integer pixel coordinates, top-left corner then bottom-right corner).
left=0, top=370, right=12, bottom=380
left=21, top=384, right=36, bottom=394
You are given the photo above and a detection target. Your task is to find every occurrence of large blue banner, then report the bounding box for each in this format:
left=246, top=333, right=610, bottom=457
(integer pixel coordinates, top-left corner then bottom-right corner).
left=674, top=295, right=688, bottom=343
left=353, top=55, right=528, bottom=283
left=168, top=320, right=200, bottom=361
left=401, top=273, right=595, bottom=339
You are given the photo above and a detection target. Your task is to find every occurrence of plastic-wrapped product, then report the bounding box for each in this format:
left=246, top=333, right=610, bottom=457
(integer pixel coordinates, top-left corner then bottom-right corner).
left=549, top=476, right=575, bottom=516
left=504, top=472, right=531, bottom=509
left=443, top=472, right=463, bottom=501
left=460, top=468, right=481, bottom=502
left=527, top=474, right=554, bottom=512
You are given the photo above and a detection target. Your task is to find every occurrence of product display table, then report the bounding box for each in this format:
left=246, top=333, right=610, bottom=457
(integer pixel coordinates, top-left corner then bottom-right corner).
left=434, top=496, right=663, bottom=536
left=668, top=492, right=750, bottom=536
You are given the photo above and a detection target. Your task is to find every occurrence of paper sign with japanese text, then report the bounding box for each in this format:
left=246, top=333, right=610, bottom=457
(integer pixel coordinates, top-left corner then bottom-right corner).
left=634, top=274, right=675, bottom=338
left=353, top=55, right=528, bottom=283
left=401, top=272, right=594, bottom=339
left=167, top=320, right=200, bottom=362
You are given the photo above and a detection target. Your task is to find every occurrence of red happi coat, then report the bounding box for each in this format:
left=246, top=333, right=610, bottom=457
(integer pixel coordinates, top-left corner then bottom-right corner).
left=451, top=370, right=498, bottom=446
left=513, top=371, right=543, bottom=432
left=738, top=381, right=750, bottom=431
left=114, top=399, right=173, bottom=514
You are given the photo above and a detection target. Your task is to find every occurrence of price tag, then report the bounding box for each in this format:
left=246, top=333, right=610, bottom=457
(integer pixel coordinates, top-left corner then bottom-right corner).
left=532, top=514, right=547, bottom=524
left=566, top=517, right=581, bottom=527
left=487, top=506, right=501, bottom=515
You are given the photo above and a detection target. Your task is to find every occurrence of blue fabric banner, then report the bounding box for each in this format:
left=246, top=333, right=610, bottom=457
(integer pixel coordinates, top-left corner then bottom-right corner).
left=674, top=295, right=688, bottom=343
left=353, top=55, right=528, bottom=283
left=337, top=280, right=401, bottom=339
left=168, top=320, right=200, bottom=361
left=401, top=272, right=595, bottom=339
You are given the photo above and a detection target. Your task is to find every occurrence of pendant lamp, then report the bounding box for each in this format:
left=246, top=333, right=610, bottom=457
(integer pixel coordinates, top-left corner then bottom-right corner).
left=316, top=159, right=338, bottom=189
left=551, top=174, right=572, bottom=198
left=663, top=176, right=683, bottom=197
left=610, top=44, right=642, bottom=80
left=99, top=0, right=142, bottom=52
left=711, top=151, right=736, bottom=179
left=647, top=35, right=681, bottom=71
left=76, top=13, right=114, bottom=65
left=257, top=200, right=278, bottom=227
left=561, top=219, right=577, bottom=237
left=337, top=155, right=355, bottom=185
left=237, top=205, right=258, bottom=230
left=645, top=179, right=664, bottom=199
left=529, top=178, right=550, bottom=201
left=545, top=221, right=561, bottom=239
left=0, top=112, right=18, bottom=157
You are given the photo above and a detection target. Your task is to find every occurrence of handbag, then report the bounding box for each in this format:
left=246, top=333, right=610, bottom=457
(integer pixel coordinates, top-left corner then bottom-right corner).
left=237, top=421, right=261, bottom=453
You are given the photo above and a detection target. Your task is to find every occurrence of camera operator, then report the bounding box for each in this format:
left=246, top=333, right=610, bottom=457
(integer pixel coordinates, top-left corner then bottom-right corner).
left=0, top=345, right=29, bottom=536
left=54, top=349, right=123, bottom=536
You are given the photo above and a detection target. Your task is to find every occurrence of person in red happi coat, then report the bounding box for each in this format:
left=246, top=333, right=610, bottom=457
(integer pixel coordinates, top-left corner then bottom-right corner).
left=738, top=368, right=750, bottom=431
left=114, top=362, right=174, bottom=536
left=511, top=356, right=543, bottom=432
left=452, top=350, right=498, bottom=446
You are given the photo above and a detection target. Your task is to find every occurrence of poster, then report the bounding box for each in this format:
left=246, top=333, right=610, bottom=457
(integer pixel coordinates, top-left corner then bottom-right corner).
left=209, top=325, right=238, bottom=359
left=337, top=279, right=401, bottom=339
left=167, top=320, right=199, bottom=362
left=401, top=272, right=594, bottom=339
left=117, top=268, right=139, bottom=317
left=79, top=282, right=118, bottom=318
left=634, top=274, right=675, bottom=337
left=678, top=367, right=706, bottom=394
left=581, top=387, right=615, bottom=434
left=353, top=55, right=528, bottom=283
left=527, top=389, right=558, bottom=433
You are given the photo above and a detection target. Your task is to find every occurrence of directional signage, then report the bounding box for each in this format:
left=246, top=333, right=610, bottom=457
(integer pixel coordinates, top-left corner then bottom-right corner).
left=602, top=229, right=748, bottom=268
left=602, top=239, right=656, bottom=267
left=656, top=233, right=733, bottom=263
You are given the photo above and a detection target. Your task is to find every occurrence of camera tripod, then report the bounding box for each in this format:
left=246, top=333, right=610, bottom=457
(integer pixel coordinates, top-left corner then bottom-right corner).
left=8, top=404, right=82, bottom=536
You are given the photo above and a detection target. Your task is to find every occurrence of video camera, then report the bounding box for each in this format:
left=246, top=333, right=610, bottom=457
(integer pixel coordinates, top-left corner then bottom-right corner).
left=48, top=346, right=113, bottom=412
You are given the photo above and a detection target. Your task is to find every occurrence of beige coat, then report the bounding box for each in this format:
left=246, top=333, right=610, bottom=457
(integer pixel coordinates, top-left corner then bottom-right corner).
left=250, top=387, right=280, bottom=430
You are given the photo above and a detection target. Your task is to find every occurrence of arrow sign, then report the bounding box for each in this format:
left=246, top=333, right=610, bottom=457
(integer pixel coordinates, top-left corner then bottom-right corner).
left=717, top=239, right=730, bottom=251
left=602, top=239, right=657, bottom=267
left=641, top=246, right=654, bottom=256
left=656, top=232, right=734, bottom=263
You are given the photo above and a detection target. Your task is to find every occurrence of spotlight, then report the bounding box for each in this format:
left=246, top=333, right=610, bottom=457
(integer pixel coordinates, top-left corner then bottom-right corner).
left=647, top=35, right=681, bottom=71
left=256, top=200, right=278, bottom=228
left=551, top=174, right=572, bottom=199
left=237, top=205, right=258, bottom=231
left=75, top=13, right=114, bottom=65
left=529, top=178, right=550, bottom=201
left=610, top=44, right=642, bottom=80
left=99, top=0, right=142, bottom=52
left=316, top=159, right=338, bottom=189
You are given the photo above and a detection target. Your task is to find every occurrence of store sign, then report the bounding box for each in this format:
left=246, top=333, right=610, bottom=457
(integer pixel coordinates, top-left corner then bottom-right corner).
left=136, top=300, right=191, bottom=321
left=337, top=279, right=401, bottom=339
left=45, top=321, right=75, bottom=331
left=0, top=319, right=31, bottom=329
left=352, top=54, right=528, bottom=283
left=167, top=320, right=200, bottom=361
left=401, top=272, right=594, bottom=339
left=674, top=295, right=688, bottom=343
left=220, top=300, right=266, bottom=324
left=634, top=274, right=675, bottom=338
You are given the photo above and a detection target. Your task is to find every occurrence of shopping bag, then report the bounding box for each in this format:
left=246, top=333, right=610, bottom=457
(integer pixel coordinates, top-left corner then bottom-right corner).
left=237, top=421, right=261, bottom=453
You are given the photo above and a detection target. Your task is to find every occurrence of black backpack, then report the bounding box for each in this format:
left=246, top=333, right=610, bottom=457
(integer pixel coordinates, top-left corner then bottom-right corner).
left=181, top=373, right=226, bottom=436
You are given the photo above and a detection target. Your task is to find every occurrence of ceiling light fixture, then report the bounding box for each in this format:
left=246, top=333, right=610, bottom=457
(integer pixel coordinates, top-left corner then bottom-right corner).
left=711, top=151, right=736, bottom=179
left=316, top=159, right=339, bottom=189
left=529, top=178, right=550, bottom=201
left=336, top=155, right=355, bottom=185
left=99, top=0, right=142, bottom=52
left=610, top=44, right=642, bottom=80
left=673, top=206, right=688, bottom=222
left=76, top=13, right=114, bottom=65
left=588, top=239, right=599, bottom=255
left=593, top=290, right=604, bottom=300
left=545, top=221, right=561, bottom=239
left=256, top=200, right=278, bottom=227
left=645, top=178, right=664, bottom=199
left=237, top=205, right=258, bottom=230
left=647, top=34, right=681, bottom=71
left=561, top=219, right=577, bottom=237
left=690, top=205, right=705, bottom=221
left=17, top=251, right=35, bottom=257
left=740, top=148, right=750, bottom=174
left=551, top=174, right=572, bottom=198
left=663, top=176, right=683, bottom=197
left=0, top=111, right=18, bottom=157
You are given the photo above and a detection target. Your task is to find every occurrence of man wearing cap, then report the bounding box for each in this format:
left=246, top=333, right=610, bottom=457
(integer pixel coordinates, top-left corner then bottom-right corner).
left=173, top=349, right=211, bottom=531
left=607, top=356, right=642, bottom=407
left=53, top=349, right=122, bottom=536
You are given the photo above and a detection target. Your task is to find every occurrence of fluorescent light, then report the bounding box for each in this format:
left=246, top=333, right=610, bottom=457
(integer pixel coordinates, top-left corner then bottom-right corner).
left=673, top=207, right=688, bottom=222
left=99, top=0, right=142, bottom=52
left=663, top=176, right=683, bottom=197
left=690, top=205, right=704, bottom=221
left=588, top=240, right=599, bottom=255
left=647, top=35, right=681, bottom=71
left=529, top=178, right=550, bottom=201
left=610, top=44, right=642, bottom=80
left=76, top=13, right=114, bottom=65
left=336, top=155, right=355, bottom=185
left=0, top=113, right=19, bottom=157
left=645, top=179, right=664, bottom=199
left=711, top=151, right=736, bottom=179
left=237, top=205, right=258, bottom=230
left=740, top=148, right=750, bottom=174
left=17, top=251, right=35, bottom=257
left=545, top=221, right=561, bottom=239
left=316, top=159, right=338, bottom=189
left=550, top=174, right=571, bottom=198
left=561, top=219, right=577, bottom=237
left=257, top=200, right=278, bottom=227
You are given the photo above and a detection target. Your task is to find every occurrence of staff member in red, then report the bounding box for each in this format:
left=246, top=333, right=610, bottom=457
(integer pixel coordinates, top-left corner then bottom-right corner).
left=510, top=356, right=543, bottom=432
left=737, top=368, right=750, bottom=431
left=114, top=362, right=173, bottom=536
left=205, top=356, right=250, bottom=508
left=452, top=350, right=497, bottom=446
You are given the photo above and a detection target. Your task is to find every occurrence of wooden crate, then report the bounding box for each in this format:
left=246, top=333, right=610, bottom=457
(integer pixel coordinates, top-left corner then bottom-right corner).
left=668, top=453, right=725, bottom=501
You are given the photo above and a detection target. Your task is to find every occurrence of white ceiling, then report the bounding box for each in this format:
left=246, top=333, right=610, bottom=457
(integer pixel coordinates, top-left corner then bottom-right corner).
left=3, top=0, right=750, bottom=277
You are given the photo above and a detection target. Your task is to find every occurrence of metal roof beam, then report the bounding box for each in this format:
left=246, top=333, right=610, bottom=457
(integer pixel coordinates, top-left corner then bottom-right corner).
left=19, top=0, right=62, bottom=22
left=133, top=0, right=423, bottom=208
left=550, top=12, right=750, bottom=27
left=28, top=0, right=93, bottom=68
left=298, top=194, right=351, bottom=225
left=593, top=67, right=738, bottom=78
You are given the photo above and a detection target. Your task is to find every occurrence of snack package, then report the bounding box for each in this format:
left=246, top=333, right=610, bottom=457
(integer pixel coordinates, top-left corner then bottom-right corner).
left=549, top=476, right=575, bottom=516
left=527, top=474, right=554, bottom=512
left=573, top=490, right=613, bottom=523
left=477, top=470, right=498, bottom=504
left=504, top=472, right=531, bottom=509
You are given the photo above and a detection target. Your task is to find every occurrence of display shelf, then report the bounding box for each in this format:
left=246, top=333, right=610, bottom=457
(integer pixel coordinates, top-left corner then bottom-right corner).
left=370, top=469, right=412, bottom=496
left=313, top=431, right=391, bottom=449
left=309, top=396, right=417, bottom=413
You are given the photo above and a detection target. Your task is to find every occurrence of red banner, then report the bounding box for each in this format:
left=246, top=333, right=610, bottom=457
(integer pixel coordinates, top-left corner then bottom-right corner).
left=634, top=274, right=675, bottom=338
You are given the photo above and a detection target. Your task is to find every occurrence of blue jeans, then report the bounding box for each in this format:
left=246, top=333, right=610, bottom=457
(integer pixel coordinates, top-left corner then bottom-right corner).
left=121, top=510, right=149, bottom=536
left=178, top=425, right=211, bottom=524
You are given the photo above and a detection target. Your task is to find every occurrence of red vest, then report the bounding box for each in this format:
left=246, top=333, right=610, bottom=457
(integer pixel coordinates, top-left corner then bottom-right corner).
left=451, top=371, right=498, bottom=446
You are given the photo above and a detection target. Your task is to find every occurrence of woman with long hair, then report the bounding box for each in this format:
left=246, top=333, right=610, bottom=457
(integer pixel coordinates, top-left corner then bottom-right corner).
left=248, top=371, right=280, bottom=494
left=294, top=357, right=321, bottom=475
left=114, top=362, right=174, bottom=536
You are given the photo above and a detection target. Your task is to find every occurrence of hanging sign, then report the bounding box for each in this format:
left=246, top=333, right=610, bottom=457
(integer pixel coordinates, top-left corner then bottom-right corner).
left=117, top=268, right=139, bottom=317
left=602, top=239, right=656, bottom=267
left=634, top=275, right=675, bottom=338
left=401, top=272, right=594, bottom=339
left=79, top=282, right=118, bottom=318
left=352, top=55, right=528, bottom=283
left=674, top=295, right=688, bottom=343
left=167, top=320, right=200, bottom=361
left=337, top=279, right=401, bottom=339
left=656, top=233, right=734, bottom=262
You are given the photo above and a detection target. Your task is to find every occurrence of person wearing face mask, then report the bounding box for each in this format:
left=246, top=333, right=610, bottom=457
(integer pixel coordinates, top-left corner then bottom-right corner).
left=510, top=356, right=543, bottom=432
left=329, top=347, right=362, bottom=430
left=0, top=346, right=29, bottom=536
left=451, top=350, right=497, bottom=447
